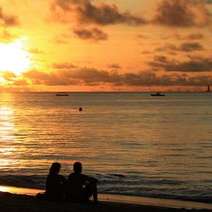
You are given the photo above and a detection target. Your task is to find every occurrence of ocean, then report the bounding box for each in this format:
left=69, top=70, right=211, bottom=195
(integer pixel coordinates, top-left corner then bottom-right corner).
left=0, top=92, right=212, bottom=201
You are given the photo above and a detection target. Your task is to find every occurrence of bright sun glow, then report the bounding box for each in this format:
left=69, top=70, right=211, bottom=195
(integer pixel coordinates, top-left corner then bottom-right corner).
left=0, top=39, right=31, bottom=75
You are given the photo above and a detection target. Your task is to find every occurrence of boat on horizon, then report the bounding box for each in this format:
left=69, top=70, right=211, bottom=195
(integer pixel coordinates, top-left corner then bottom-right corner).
left=56, top=93, right=69, bottom=96
left=151, top=92, right=165, bottom=97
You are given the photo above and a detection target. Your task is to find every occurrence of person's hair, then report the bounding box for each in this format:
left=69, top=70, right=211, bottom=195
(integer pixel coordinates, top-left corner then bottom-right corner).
left=73, top=162, right=82, bottom=174
left=49, top=162, right=61, bottom=175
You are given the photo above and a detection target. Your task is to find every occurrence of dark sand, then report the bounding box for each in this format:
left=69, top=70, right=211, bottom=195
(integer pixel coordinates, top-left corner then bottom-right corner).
left=0, top=185, right=212, bottom=212
left=0, top=191, right=208, bottom=212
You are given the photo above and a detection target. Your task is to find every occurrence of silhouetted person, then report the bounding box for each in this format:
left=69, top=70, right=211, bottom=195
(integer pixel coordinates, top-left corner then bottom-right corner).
left=45, top=162, right=66, bottom=201
left=66, top=162, right=98, bottom=203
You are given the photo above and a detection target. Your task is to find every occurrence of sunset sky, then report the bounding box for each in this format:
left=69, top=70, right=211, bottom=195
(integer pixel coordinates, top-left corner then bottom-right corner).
left=0, top=0, right=211, bottom=92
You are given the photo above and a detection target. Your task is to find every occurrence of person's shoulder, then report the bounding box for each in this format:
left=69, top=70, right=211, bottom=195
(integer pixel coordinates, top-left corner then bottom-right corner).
left=68, top=173, right=75, bottom=179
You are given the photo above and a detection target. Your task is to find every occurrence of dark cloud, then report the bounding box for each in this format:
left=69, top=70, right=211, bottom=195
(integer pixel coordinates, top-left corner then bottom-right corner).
left=52, top=0, right=146, bottom=26
left=175, top=33, right=204, bottom=40
left=51, top=0, right=211, bottom=30
left=186, top=33, right=204, bottom=40
left=53, top=63, right=76, bottom=69
left=0, top=7, right=18, bottom=27
left=187, top=75, right=212, bottom=86
left=69, top=68, right=116, bottom=85
left=22, top=68, right=164, bottom=86
left=156, top=42, right=204, bottom=52
left=108, top=64, right=121, bottom=69
left=137, top=34, right=149, bottom=39
left=179, top=42, right=204, bottom=52
left=155, top=45, right=172, bottom=52
left=23, top=69, right=78, bottom=86
left=150, top=56, right=212, bottom=72
left=73, top=27, right=108, bottom=41
left=22, top=67, right=212, bottom=87
left=156, top=44, right=177, bottom=52
left=154, top=0, right=210, bottom=27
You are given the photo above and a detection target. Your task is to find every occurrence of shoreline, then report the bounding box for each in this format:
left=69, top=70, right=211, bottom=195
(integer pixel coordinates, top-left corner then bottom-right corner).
left=0, top=185, right=212, bottom=211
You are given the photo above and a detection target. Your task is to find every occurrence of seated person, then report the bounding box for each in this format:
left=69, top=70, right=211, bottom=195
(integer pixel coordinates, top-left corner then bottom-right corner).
left=45, top=162, right=66, bottom=201
left=66, top=162, right=98, bottom=203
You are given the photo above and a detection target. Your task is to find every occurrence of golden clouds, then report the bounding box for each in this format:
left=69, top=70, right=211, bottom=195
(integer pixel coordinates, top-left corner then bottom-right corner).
left=0, top=7, right=18, bottom=27
left=2, top=66, right=212, bottom=90
left=150, top=55, right=212, bottom=73
left=154, top=0, right=211, bottom=27
left=51, top=0, right=146, bottom=26
left=73, top=27, right=108, bottom=41
left=0, top=0, right=211, bottom=91
left=51, top=0, right=212, bottom=28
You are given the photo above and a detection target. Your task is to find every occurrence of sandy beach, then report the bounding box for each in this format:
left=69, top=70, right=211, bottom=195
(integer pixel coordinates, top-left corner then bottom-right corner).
left=0, top=192, right=201, bottom=212
left=0, top=186, right=212, bottom=212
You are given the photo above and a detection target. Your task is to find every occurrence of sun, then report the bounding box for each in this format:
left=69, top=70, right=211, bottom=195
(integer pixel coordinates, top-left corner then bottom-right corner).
left=0, top=39, right=31, bottom=75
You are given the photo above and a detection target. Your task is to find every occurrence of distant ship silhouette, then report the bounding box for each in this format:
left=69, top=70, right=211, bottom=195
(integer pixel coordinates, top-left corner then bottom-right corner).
left=56, top=93, right=69, bottom=96
left=151, top=92, right=165, bottom=97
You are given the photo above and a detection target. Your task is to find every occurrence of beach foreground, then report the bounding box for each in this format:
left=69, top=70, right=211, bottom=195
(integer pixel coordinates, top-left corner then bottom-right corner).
left=0, top=190, right=212, bottom=212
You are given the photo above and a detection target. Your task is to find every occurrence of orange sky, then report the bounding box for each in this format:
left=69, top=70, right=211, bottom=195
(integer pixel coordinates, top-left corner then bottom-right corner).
left=0, top=0, right=211, bottom=92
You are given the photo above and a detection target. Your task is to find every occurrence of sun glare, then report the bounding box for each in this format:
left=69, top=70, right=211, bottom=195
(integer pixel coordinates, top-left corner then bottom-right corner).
left=0, top=40, right=31, bottom=75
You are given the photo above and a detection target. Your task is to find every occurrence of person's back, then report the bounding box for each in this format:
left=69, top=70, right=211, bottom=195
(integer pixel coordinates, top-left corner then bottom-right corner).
left=45, top=162, right=66, bottom=201
left=66, top=162, right=98, bottom=203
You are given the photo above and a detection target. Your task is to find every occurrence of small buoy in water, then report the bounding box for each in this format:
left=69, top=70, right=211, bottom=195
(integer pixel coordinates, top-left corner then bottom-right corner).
left=79, top=107, right=83, bottom=112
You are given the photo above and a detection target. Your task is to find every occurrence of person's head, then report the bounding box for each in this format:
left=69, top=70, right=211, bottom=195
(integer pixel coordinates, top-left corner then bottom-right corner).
left=73, top=162, right=82, bottom=174
left=49, top=162, right=61, bottom=175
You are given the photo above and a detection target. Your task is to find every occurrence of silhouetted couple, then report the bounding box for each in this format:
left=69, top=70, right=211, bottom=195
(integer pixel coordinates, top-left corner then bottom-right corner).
left=45, top=162, right=98, bottom=203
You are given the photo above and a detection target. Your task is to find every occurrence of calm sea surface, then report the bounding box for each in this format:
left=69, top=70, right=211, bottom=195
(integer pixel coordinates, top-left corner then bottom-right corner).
left=0, top=92, right=212, bottom=201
